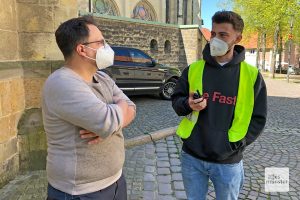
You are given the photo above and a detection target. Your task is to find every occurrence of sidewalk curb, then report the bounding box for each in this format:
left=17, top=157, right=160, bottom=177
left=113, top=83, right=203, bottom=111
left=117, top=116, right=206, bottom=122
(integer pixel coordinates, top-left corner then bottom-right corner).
left=262, top=72, right=300, bottom=80
left=125, top=126, right=177, bottom=148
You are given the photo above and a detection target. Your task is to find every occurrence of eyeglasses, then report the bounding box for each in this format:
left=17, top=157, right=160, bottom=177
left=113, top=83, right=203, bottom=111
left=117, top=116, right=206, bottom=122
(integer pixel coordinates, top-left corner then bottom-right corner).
left=82, top=39, right=105, bottom=46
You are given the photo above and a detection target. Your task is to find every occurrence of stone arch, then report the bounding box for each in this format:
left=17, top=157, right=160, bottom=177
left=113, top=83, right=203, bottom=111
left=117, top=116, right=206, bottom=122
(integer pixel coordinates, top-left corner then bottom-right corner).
left=17, top=108, right=47, bottom=172
left=132, top=0, right=157, bottom=21
left=92, top=0, right=120, bottom=16
left=164, top=40, right=171, bottom=54
left=150, top=39, right=158, bottom=53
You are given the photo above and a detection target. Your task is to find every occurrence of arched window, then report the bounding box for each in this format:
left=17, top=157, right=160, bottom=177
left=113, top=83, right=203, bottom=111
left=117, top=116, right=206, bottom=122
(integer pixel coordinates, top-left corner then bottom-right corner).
left=132, top=0, right=157, bottom=21
left=92, top=0, right=120, bottom=16
left=150, top=39, right=158, bottom=53
left=164, top=40, right=171, bottom=54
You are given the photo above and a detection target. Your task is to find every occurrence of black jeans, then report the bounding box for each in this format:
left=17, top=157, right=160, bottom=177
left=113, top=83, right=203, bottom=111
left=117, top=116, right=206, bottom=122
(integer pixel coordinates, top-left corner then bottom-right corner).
left=47, top=174, right=127, bottom=200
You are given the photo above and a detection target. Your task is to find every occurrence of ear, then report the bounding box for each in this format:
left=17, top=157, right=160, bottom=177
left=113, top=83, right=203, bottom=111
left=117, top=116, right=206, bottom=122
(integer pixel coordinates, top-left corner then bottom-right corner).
left=75, top=44, right=87, bottom=57
left=235, top=34, right=243, bottom=44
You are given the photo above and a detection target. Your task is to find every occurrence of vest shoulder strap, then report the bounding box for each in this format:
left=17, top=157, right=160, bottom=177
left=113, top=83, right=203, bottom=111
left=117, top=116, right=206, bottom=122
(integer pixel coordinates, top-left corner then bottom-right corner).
left=228, top=61, right=258, bottom=142
left=241, top=61, right=259, bottom=85
left=188, top=60, right=205, bottom=93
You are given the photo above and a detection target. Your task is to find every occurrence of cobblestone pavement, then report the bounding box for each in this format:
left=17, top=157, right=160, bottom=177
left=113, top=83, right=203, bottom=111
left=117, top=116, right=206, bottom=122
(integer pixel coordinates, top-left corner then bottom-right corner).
left=0, top=77, right=299, bottom=200
left=122, top=95, right=181, bottom=139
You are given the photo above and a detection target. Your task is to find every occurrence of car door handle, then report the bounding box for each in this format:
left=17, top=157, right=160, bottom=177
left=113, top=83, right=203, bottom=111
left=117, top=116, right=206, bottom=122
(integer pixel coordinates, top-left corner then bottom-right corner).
left=123, top=72, right=129, bottom=75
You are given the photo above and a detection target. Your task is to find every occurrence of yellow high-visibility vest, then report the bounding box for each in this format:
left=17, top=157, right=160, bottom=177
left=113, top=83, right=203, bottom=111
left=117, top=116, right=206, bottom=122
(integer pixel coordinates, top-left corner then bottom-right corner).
left=176, top=60, right=258, bottom=142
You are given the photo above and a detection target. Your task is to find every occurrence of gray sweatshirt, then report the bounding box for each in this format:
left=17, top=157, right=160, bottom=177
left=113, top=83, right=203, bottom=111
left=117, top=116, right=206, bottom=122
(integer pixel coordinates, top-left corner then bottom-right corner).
left=42, top=67, right=135, bottom=195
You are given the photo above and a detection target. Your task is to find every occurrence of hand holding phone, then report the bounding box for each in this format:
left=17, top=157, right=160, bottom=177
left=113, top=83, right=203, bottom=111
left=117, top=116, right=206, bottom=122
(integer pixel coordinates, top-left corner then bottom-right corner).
left=193, top=90, right=202, bottom=100
left=188, top=89, right=206, bottom=111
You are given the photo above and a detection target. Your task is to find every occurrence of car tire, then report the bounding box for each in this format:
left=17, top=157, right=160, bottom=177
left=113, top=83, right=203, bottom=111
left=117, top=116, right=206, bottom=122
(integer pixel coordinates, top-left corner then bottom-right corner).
left=160, top=78, right=177, bottom=100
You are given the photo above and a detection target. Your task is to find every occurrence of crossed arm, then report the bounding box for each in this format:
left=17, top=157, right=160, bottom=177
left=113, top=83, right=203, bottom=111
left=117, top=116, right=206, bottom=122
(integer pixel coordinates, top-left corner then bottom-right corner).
left=80, top=80, right=136, bottom=144
left=81, top=99, right=135, bottom=144
left=44, top=73, right=136, bottom=145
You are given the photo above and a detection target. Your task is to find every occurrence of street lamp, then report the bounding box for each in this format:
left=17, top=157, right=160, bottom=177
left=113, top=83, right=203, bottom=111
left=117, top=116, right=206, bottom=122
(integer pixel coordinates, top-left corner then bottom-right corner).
left=287, top=15, right=294, bottom=83
left=288, top=15, right=294, bottom=66
left=88, top=0, right=92, bottom=12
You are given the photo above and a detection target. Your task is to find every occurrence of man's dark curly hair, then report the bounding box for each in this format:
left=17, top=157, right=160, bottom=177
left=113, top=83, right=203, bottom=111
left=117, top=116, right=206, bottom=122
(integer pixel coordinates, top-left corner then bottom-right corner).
left=212, top=11, right=244, bottom=33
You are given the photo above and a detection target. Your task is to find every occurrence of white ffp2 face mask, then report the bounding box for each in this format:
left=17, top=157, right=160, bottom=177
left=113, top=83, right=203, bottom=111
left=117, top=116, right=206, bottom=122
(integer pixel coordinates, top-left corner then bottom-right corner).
left=85, top=43, right=115, bottom=70
left=209, top=37, right=229, bottom=57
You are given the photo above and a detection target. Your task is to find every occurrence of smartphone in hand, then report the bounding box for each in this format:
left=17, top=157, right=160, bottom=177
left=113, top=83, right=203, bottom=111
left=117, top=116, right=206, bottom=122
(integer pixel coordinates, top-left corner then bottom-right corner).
left=193, top=90, right=202, bottom=99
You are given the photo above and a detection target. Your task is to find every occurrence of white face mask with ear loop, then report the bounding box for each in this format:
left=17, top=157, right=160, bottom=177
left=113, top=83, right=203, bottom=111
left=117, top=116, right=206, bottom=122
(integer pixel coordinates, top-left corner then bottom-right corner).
left=84, top=43, right=115, bottom=70
left=209, top=37, right=230, bottom=57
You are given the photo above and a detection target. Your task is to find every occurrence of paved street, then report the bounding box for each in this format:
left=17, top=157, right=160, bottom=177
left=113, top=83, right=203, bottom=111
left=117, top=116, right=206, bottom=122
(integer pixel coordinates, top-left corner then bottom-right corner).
left=0, top=77, right=299, bottom=200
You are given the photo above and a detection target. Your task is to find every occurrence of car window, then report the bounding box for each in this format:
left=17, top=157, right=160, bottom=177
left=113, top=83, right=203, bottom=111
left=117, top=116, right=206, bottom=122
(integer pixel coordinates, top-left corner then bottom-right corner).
left=129, top=49, right=152, bottom=64
left=112, top=47, right=132, bottom=62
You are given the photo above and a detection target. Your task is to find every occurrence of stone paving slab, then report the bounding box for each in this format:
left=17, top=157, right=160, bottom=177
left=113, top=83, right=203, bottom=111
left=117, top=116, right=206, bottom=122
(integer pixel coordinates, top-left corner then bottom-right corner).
left=264, top=77, right=300, bottom=98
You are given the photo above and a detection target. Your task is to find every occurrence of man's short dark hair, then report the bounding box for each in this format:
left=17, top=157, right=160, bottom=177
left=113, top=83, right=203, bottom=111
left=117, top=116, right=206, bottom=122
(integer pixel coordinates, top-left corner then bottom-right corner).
left=55, top=15, right=97, bottom=59
left=212, top=11, right=244, bottom=33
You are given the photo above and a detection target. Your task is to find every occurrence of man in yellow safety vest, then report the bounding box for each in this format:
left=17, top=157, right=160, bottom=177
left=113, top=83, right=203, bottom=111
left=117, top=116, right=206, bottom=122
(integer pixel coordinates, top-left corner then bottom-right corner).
left=172, top=11, right=267, bottom=200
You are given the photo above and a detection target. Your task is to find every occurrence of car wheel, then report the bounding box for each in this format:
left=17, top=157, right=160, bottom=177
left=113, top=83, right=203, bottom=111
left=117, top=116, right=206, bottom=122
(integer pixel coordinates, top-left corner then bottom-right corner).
left=160, top=78, right=177, bottom=100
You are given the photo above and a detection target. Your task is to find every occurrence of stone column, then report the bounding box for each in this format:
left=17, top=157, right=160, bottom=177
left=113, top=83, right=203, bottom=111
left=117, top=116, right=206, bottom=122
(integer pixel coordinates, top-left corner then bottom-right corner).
left=180, top=25, right=202, bottom=67
left=0, top=0, right=23, bottom=188
left=160, top=0, right=166, bottom=23
left=187, top=0, right=193, bottom=24
left=169, top=0, right=178, bottom=24
left=177, top=0, right=183, bottom=25
left=192, top=0, right=201, bottom=25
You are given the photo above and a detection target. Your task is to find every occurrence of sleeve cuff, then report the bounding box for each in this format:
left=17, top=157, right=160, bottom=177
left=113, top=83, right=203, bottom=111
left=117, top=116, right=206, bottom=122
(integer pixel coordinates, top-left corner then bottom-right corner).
left=111, top=104, right=124, bottom=130
left=184, top=98, right=193, bottom=113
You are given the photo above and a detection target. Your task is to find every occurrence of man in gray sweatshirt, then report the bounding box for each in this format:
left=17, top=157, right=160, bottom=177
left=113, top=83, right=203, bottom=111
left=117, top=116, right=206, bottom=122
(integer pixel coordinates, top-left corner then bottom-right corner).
left=42, top=16, right=136, bottom=200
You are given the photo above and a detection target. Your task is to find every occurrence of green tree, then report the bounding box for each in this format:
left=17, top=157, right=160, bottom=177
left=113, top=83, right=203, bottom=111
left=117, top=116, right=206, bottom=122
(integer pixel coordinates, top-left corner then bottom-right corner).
left=229, top=0, right=300, bottom=77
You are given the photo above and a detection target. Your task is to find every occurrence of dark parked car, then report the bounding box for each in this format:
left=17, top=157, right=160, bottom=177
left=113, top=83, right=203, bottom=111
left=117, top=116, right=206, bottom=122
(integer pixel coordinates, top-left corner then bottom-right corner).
left=102, top=46, right=181, bottom=100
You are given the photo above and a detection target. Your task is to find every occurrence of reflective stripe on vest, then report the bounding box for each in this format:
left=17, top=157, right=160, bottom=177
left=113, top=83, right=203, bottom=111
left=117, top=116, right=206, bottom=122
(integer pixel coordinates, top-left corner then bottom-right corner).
left=176, top=60, right=258, bottom=142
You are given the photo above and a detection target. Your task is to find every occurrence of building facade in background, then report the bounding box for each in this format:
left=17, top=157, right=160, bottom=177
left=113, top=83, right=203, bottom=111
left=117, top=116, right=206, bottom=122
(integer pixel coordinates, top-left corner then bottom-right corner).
left=76, top=0, right=205, bottom=70
left=241, top=34, right=300, bottom=72
left=77, top=0, right=202, bottom=25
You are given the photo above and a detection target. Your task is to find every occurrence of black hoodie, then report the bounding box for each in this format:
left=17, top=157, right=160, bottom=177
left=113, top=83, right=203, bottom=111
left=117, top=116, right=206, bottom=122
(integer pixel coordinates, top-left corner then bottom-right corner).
left=172, top=44, right=267, bottom=164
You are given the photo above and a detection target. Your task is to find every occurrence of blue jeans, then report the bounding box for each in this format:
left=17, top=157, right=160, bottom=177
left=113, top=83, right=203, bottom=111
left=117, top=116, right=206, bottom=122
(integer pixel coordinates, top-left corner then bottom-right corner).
left=181, top=151, right=244, bottom=200
left=47, top=174, right=127, bottom=200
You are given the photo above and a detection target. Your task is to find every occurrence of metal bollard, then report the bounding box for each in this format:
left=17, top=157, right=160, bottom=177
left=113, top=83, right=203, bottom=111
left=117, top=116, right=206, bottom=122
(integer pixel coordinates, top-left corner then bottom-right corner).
left=287, top=66, right=292, bottom=83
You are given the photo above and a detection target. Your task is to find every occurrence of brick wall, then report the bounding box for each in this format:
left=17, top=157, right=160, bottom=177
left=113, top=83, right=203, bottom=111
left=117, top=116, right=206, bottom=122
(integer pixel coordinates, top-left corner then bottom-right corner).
left=92, top=15, right=202, bottom=70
